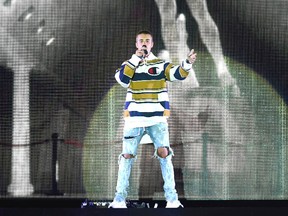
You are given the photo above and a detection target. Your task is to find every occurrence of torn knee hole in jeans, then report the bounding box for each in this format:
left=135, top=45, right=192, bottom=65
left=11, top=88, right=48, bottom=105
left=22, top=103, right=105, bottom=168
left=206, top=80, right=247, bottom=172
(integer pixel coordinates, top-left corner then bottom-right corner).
left=118, top=153, right=136, bottom=164
left=154, top=147, right=174, bottom=159
left=157, top=147, right=169, bottom=158
left=122, top=153, right=135, bottom=159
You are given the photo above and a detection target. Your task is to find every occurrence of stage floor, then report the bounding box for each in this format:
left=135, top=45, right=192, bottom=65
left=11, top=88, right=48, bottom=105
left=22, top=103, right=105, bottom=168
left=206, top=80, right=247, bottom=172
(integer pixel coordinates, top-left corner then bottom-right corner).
left=1, top=199, right=288, bottom=216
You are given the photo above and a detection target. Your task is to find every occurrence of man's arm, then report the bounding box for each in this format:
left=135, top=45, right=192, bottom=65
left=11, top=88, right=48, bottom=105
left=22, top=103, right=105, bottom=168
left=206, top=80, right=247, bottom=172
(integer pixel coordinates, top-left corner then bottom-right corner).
left=115, top=54, right=141, bottom=88
left=164, top=49, right=197, bottom=82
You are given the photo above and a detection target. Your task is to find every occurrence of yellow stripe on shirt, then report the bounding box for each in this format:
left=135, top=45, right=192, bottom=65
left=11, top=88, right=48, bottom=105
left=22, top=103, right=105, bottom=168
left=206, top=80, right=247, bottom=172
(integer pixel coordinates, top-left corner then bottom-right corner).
left=123, top=65, right=135, bottom=78
left=132, top=93, right=158, bottom=101
left=179, top=67, right=189, bottom=78
left=164, top=63, right=173, bottom=81
left=129, top=80, right=166, bottom=91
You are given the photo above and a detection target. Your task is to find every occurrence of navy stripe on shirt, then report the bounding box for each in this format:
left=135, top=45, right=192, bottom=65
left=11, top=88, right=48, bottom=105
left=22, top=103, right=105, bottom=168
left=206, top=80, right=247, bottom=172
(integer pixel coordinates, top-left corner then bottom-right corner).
left=132, top=71, right=166, bottom=81
left=129, top=111, right=164, bottom=117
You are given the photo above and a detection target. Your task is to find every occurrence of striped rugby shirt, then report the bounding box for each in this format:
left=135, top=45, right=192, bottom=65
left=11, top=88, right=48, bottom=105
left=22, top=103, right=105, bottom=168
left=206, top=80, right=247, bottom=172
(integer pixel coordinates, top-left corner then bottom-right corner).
left=115, top=52, right=192, bottom=129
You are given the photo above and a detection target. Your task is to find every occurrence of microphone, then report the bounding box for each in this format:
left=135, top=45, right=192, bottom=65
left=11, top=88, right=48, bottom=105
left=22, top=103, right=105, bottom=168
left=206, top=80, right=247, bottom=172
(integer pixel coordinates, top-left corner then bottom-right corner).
left=142, top=45, right=148, bottom=55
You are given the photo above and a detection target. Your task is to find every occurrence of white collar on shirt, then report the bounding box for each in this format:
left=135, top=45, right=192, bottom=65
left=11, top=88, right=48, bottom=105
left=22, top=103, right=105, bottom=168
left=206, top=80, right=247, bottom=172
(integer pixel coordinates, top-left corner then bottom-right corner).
left=145, top=52, right=157, bottom=60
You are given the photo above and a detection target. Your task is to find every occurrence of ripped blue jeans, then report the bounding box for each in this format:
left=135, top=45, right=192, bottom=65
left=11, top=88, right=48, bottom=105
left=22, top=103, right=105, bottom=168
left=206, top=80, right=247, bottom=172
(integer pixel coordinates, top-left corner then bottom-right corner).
left=114, top=122, right=179, bottom=202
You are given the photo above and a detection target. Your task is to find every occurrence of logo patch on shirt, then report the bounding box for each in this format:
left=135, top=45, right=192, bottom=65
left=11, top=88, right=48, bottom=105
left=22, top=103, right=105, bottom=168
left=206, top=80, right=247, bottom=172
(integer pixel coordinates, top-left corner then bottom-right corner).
left=148, top=67, right=161, bottom=76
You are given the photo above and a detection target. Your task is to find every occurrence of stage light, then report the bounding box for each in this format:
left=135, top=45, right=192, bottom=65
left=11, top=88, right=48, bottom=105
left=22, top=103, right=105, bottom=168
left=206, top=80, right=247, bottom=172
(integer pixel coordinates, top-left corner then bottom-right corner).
left=46, top=37, right=55, bottom=46
left=37, top=19, right=46, bottom=34
left=18, top=5, right=35, bottom=21
left=37, top=27, right=43, bottom=34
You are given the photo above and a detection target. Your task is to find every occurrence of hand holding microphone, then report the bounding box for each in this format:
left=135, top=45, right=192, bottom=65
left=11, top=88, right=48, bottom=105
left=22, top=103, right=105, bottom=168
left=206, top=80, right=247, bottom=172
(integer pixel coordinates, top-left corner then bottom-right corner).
left=135, top=45, right=148, bottom=58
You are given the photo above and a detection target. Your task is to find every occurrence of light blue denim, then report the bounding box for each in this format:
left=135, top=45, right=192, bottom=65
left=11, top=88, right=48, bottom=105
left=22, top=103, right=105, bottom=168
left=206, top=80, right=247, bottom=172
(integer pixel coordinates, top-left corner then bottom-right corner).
left=113, top=122, right=178, bottom=202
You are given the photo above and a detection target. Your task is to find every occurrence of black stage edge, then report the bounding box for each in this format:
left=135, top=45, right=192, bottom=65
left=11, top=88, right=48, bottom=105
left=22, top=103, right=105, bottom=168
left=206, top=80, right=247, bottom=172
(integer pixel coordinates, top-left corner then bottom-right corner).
left=0, top=199, right=288, bottom=216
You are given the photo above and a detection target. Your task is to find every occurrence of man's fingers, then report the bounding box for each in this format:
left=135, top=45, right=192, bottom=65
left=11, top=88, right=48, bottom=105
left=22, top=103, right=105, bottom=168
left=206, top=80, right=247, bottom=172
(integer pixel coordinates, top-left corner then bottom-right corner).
left=188, top=49, right=195, bottom=57
left=186, top=49, right=197, bottom=64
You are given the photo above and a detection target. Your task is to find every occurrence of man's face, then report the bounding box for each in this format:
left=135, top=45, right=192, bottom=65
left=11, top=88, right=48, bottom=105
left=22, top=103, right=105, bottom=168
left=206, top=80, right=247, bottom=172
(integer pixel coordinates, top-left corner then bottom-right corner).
left=135, top=33, right=154, bottom=54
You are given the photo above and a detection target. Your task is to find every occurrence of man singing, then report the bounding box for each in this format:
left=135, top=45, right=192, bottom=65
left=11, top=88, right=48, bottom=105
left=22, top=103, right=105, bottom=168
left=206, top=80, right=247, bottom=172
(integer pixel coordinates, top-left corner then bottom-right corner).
left=109, top=30, right=197, bottom=208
